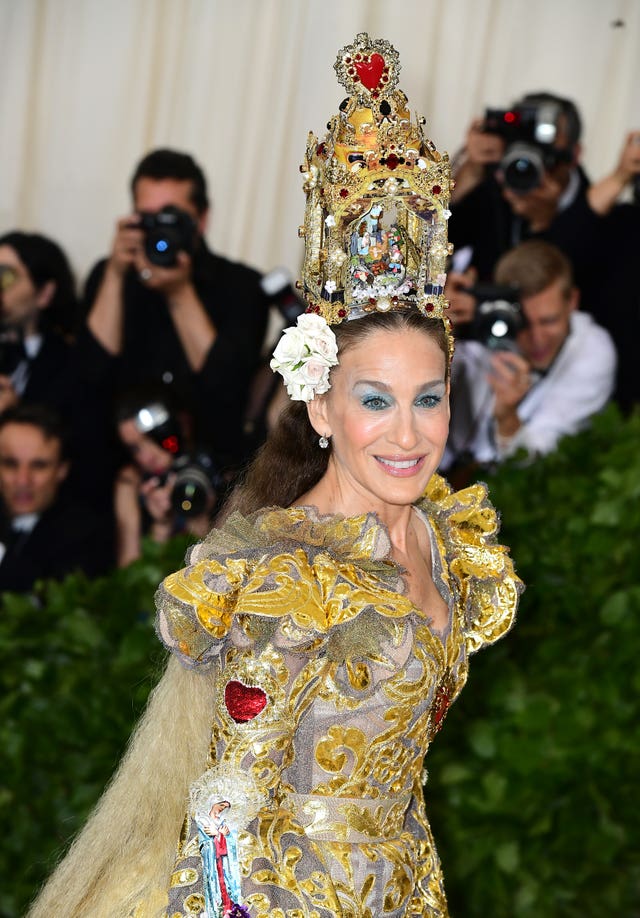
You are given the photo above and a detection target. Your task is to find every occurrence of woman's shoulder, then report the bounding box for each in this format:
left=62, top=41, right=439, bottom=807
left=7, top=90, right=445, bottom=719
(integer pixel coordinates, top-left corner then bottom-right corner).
left=418, top=473, right=523, bottom=653
left=155, top=504, right=413, bottom=667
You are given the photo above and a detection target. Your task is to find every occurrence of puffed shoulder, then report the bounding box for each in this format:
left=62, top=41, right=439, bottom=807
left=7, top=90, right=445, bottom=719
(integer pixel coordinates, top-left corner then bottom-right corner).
left=419, top=474, right=523, bottom=653
left=155, top=507, right=414, bottom=667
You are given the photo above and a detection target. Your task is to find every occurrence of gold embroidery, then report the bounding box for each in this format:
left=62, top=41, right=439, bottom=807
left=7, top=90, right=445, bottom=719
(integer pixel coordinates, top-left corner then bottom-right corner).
left=158, top=473, right=521, bottom=916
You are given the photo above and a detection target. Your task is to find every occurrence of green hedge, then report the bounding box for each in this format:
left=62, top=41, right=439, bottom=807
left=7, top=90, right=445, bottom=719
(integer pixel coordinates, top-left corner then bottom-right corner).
left=2, top=407, right=639, bottom=916
left=428, top=405, right=640, bottom=916
left=0, top=536, right=191, bottom=918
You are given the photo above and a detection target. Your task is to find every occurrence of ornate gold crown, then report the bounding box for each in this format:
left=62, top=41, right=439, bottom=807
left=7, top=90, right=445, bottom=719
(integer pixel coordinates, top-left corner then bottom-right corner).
left=298, top=33, right=453, bottom=336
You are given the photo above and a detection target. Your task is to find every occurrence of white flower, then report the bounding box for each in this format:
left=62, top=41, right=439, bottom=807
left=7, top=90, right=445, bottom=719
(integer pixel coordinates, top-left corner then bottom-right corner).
left=325, top=215, right=336, bottom=227
left=270, top=313, right=339, bottom=402
left=271, top=325, right=306, bottom=366
left=324, top=280, right=337, bottom=294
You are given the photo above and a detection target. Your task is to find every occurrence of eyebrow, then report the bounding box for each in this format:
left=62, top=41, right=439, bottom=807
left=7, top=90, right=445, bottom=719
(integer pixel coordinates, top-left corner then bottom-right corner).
left=353, top=378, right=446, bottom=392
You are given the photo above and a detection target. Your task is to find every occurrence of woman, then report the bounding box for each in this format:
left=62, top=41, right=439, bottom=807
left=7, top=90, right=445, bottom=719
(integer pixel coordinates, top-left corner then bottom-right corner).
left=29, top=34, right=521, bottom=918
left=0, top=231, right=78, bottom=415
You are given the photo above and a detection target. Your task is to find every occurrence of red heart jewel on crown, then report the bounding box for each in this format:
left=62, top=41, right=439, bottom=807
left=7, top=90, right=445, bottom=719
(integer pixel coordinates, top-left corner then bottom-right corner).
left=224, top=680, right=268, bottom=723
left=354, top=53, right=385, bottom=91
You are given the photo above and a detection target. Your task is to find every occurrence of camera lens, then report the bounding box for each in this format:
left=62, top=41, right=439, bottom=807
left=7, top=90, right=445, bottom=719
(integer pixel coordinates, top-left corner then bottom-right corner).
left=501, top=143, right=545, bottom=193
left=473, top=298, right=525, bottom=352
left=171, top=464, right=214, bottom=517
left=145, top=230, right=180, bottom=267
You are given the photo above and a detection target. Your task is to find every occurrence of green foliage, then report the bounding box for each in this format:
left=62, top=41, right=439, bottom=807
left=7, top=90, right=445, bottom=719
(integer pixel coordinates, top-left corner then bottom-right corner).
left=0, top=536, right=191, bottom=918
left=427, top=405, right=640, bottom=916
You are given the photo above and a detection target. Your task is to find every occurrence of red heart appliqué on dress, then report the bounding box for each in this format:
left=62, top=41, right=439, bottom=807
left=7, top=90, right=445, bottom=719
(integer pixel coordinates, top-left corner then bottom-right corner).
left=354, top=53, right=385, bottom=91
left=224, top=680, right=268, bottom=723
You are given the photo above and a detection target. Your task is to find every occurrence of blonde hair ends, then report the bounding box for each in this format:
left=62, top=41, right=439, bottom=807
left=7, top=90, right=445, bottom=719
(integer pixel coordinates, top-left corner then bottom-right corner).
left=27, top=656, right=216, bottom=917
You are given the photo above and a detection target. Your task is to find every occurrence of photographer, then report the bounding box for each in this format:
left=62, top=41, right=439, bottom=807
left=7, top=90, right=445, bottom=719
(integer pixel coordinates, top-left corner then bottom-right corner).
left=442, top=240, right=616, bottom=471
left=114, top=390, right=220, bottom=567
left=82, top=149, right=270, bottom=472
left=449, top=93, right=604, bottom=307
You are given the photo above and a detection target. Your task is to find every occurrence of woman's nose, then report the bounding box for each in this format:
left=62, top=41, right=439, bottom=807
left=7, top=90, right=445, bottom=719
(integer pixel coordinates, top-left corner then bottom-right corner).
left=390, top=407, right=419, bottom=449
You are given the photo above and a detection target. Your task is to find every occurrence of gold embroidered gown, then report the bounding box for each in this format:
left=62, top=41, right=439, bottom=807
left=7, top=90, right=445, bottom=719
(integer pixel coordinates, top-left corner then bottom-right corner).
left=155, top=475, right=521, bottom=918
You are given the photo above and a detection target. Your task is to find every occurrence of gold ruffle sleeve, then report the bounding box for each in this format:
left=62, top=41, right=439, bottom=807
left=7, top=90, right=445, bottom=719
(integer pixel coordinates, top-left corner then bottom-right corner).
left=155, top=507, right=416, bottom=667
left=420, top=474, right=523, bottom=654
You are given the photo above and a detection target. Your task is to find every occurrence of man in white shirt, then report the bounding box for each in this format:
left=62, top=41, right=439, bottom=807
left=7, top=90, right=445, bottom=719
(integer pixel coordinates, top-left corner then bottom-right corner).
left=443, top=240, right=617, bottom=469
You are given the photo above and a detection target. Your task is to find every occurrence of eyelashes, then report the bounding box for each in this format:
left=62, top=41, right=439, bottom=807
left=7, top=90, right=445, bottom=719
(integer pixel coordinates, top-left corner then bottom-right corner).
left=360, top=393, right=443, bottom=411
left=361, top=395, right=392, bottom=410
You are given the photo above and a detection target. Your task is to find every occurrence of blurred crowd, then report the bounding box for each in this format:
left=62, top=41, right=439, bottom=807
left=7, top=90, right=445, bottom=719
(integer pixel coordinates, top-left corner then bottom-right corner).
left=1, top=94, right=638, bottom=592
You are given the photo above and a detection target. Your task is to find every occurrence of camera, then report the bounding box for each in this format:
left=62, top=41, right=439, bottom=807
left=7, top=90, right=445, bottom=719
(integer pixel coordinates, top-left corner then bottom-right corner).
left=260, top=267, right=306, bottom=324
left=132, top=401, right=221, bottom=517
left=168, top=451, right=221, bottom=517
left=483, top=103, right=572, bottom=193
left=137, top=206, right=197, bottom=267
left=464, top=283, right=525, bottom=351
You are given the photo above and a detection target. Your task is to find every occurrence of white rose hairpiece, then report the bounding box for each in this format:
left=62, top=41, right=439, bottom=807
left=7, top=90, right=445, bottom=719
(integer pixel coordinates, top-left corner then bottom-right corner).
left=270, top=312, right=339, bottom=402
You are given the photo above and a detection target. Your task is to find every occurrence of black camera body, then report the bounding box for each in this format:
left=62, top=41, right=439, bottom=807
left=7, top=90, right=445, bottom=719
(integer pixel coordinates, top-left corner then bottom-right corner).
left=464, top=283, right=526, bottom=352
left=138, top=205, right=197, bottom=268
left=483, top=103, right=571, bottom=193
left=168, top=451, right=221, bottom=518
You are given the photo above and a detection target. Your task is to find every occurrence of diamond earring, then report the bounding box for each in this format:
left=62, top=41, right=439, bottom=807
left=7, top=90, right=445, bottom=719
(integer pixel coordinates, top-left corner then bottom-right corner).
left=319, top=435, right=330, bottom=449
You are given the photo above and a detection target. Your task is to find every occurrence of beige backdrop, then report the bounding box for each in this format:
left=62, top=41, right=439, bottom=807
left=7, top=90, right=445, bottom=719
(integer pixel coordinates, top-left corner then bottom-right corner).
left=1, top=0, right=639, bottom=287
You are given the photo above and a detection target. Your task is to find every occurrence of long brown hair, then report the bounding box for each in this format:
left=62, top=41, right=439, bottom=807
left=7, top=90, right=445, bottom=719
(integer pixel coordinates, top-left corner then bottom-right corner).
left=225, top=310, right=450, bottom=517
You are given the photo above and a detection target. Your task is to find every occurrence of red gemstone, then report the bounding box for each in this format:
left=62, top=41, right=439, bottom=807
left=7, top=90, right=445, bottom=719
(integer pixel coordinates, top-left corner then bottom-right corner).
left=339, top=188, right=349, bottom=197
left=386, top=153, right=399, bottom=170
left=316, top=142, right=325, bottom=155
left=434, top=689, right=451, bottom=728
left=345, top=56, right=351, bottom=63
left=369, top=297, right=376, bottom=305
left=224, top=680, right=268, bottom=723
left=432, top=185, right=442, bottom=194
left=426, top=304, right=434, bottom=312
left=354, top=52, right=385, bottom=91
left=338, top=308, right=347, bottom=318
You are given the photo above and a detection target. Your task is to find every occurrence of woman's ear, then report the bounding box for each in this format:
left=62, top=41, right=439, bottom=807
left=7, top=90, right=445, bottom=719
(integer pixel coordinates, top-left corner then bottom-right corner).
left=36, top=280, right=56, bottom=310
left=306, top=393, right=331, bottom=438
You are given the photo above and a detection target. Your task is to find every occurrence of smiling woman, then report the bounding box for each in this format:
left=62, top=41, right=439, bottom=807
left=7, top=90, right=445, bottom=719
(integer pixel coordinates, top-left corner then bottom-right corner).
left=29, top=34, right=521, bottom=918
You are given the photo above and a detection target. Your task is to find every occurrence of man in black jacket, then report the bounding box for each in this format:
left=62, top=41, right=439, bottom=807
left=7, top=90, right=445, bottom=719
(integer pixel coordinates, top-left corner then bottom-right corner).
left=0, top=405, right=114, bottom=592
left=448, top=92, right=604, bottom=310
left=82, top=148, right=270, bottom=473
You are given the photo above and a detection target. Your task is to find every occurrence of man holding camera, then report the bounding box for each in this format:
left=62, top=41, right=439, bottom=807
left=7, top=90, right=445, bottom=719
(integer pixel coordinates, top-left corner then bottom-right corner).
left=82, top=148, right=269, bottom=472
left=449, top=93, right=603, bottom=307
left=442, top=240, right=616, bottom=471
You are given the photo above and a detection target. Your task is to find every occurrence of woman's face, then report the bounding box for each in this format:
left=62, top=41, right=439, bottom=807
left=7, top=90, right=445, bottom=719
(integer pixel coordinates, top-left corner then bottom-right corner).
left=0, top=245, right=44, bottom=335
left=310, top=326, right=450, bottom=513
left=117, top=418, right=173, bottom=477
